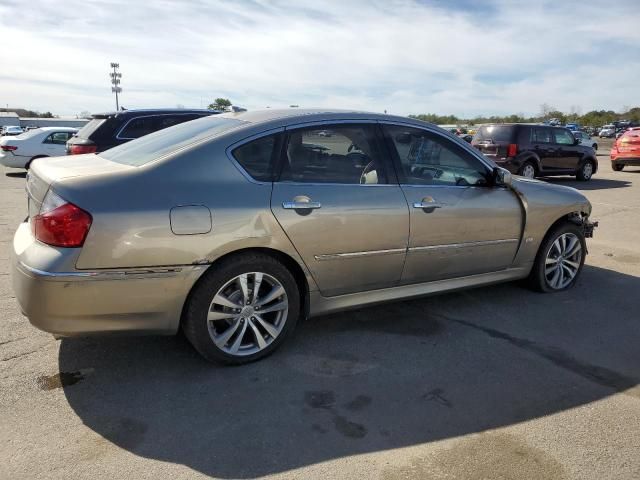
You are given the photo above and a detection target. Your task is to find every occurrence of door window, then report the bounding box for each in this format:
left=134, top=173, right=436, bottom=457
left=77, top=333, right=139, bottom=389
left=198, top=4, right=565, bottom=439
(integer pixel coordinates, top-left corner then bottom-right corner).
left=118, top=115, right=201, bottom=140
left=279, top=125, right=386, bottom=184
left=554, top=129, right=575, bottom=145
left=383, top=125, right=489, bottom=187
left=43, top=132, right=72, bottom=145
left=531, top=127, right=553, bottom=143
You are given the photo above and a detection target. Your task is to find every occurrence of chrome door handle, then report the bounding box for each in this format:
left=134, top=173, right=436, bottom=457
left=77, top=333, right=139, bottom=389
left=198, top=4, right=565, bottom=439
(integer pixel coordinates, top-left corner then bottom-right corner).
left=283, top=201, right=322, bottom=210
left=413, top=201, right=444, bottom=209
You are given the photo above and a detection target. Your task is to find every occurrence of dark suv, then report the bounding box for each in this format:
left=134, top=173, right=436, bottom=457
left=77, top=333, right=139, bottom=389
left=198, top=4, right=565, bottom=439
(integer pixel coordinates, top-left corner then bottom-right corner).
left=471, top=124, right=598, bottom=181
left=66, top=109, right=219, bottom=155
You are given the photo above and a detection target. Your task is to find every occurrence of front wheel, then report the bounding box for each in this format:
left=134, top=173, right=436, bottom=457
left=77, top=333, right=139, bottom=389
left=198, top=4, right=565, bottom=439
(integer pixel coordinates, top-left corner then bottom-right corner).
left=183, top=253, right=301, bottom=364
left=528, top=223, right=586, bottom=293
left=576, top=160, right=594, bottom=181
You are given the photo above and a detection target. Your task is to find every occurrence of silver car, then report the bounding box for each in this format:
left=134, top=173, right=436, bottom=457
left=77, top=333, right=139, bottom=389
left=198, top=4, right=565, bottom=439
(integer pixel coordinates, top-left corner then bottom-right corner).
left=12, top=110, right=597, bottom=364
left=573, top=131, right=598, bottom=151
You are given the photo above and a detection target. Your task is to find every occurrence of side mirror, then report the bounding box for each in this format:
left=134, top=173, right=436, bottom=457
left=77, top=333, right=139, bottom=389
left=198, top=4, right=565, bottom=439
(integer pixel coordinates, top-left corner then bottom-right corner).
left=493, top=167, right=512, bottom=187
left=573, top=137, right=580, bottom=145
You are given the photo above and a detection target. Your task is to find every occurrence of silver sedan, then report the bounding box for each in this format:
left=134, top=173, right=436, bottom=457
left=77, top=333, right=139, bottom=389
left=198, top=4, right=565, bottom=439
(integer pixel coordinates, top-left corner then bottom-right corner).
left=12, top=110, right=597, bottom=364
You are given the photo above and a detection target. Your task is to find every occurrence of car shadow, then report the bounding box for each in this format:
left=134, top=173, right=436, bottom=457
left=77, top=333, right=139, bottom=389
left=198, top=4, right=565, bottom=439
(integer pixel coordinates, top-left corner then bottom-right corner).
left=4, top=171, right=26, bottom=178
left=57, top=265, right=639, bottom=478
left=543, top=177, right=632, bottom=190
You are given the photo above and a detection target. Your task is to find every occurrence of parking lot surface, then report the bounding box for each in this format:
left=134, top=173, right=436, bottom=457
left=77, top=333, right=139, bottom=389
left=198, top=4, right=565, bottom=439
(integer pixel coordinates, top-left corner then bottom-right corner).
left=1, top=142, right=639, bottom=479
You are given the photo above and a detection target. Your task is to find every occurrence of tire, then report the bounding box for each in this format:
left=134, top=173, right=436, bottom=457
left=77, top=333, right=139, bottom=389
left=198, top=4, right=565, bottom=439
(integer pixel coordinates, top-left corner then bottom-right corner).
left=518, top=161, right=537, bottom=179
left=612, top=164, right=624, bottom=172
left=182, top=252, right=301, bottom=365
left=576, top=160, right=594, bottom=181
left=26, top=155, right=47, bottom=170
left=528, top=222, right=586, bottom=293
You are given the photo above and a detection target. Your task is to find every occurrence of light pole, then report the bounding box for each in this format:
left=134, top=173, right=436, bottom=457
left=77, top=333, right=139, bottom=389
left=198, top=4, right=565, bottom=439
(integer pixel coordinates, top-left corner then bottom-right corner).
left=109, top=63, right=122, bottom=110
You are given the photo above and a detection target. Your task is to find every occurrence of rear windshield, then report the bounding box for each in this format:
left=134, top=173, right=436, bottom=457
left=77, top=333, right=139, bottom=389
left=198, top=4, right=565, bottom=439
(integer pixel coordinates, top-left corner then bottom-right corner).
left=475, top=125, right=515, bottom=143
left=14, top=129, right=43, bottom=140
left=99, top=116, right=244, bottom=166
left=76, top=118, right=106, bottom=138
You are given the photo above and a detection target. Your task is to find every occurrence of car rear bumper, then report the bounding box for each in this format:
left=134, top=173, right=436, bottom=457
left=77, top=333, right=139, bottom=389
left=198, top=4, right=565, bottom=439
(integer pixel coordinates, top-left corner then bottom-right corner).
left=611, top=157, right=640, bottom=166
left=11, top=222, right=207, bottom=336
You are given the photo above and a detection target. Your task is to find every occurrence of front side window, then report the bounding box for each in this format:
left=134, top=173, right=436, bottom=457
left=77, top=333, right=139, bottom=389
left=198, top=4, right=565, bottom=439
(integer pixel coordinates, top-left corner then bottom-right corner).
left=232, top=134, right=278, bottom=181
left=554, top=129, right=575, bottom=145
left=43, top=132, right=72, bottom=145
left=279, top=125, right=386, bottom=184
left=384, top=125, right=489, bottom=187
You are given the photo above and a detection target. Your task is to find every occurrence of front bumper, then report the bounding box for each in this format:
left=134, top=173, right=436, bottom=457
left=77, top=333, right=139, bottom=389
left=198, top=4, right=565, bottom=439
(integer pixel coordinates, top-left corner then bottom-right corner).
left=11, top=222, right=207, bottom=336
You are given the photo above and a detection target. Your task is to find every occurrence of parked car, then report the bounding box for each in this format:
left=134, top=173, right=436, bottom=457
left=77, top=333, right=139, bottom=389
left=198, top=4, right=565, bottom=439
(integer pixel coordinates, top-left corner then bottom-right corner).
left=66, top=108, right=220, bottom=155
left=1, top=125, right=24, bottom=136
left=599, top=125, right=616, bottom=138
left=565, top=123, right=580, bottom=131
left=0, top=127, right=77, bottom=169
left=573, top=131, right=598, bottom=150
left=610, top=127, right=640, bottom=171
left=12, top=110, right=597, bottom=364
left=471, top=124, right=597, bottom=180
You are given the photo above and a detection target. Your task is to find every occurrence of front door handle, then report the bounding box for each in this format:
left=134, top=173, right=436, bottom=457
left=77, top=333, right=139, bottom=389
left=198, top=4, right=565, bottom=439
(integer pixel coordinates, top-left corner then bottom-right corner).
left=283, top=201, right=322, bottom=210
left=413, top=201, right=444, bottom=209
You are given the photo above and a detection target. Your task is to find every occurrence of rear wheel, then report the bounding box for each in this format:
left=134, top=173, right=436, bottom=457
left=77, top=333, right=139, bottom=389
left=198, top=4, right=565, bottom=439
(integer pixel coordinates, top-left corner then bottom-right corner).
left=25, top=155, right=47, bottom=170
left=612, top=164, right=624, bottom=172
left=528, top=222, right=585, bottom=293
left=518, top=161, right=536, bottom=179
left=182, top=253, right=300, bottom=364
left=576, top=160, right=594, bottom=181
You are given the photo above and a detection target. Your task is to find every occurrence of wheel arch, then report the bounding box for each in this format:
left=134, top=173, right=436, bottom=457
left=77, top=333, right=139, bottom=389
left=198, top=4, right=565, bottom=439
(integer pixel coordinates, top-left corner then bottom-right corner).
left=517, top=152, right=542, bottom=173
left=179, top=247, right=310, bottom=330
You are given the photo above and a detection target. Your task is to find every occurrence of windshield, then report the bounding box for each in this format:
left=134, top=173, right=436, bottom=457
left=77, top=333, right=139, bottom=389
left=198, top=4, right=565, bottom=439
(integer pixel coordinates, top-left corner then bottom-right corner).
left=474, top=125, right=515, bottom=143
left=76, top=118, right=106, bottom=138
left=99, top=116, right=245, bottom=166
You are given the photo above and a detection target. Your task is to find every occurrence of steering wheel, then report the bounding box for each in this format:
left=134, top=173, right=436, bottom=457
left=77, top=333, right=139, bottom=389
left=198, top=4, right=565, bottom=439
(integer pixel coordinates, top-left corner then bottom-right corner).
left=359, top=161, right=376, bottom=184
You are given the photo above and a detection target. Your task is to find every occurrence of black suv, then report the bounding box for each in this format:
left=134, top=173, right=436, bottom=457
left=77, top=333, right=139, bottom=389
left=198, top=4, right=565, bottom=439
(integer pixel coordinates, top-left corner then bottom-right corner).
left=471, top=124, right=598, bottom=181
left=66, top=109, right=219, bottom=155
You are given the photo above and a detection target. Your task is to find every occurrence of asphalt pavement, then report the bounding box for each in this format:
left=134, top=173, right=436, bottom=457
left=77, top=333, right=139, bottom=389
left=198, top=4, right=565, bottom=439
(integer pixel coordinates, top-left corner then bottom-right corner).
left=1, top=142, right=639, bottom=479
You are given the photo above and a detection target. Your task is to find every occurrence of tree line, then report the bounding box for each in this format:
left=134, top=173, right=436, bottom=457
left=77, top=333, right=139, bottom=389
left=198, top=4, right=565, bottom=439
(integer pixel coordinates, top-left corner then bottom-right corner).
left=409, top=105, right=640, bottom=127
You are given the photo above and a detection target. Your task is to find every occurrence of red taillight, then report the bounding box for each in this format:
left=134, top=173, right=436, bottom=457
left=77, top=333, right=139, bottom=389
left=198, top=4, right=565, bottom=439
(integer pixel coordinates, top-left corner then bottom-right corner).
left=32, top=190, right=92, bottom=247
left=507, top=143, right=518, bottom=157
left=69, top=144, right=97, bottom=155
left=1, top=145, right=17, bottom=151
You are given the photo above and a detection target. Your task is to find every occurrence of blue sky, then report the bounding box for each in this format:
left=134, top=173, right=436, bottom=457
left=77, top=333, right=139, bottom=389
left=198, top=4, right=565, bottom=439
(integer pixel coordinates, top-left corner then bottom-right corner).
left=1, top=0, right=638, bottom=117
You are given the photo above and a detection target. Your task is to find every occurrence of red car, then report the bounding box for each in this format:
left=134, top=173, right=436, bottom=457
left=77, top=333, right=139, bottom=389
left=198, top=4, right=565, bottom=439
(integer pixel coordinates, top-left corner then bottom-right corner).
left=611, top=127, right=640, bottom=171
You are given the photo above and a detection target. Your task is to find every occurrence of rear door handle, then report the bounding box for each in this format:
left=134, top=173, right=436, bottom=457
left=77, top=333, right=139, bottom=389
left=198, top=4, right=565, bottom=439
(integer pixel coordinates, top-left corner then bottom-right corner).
left=283, top=201, right=322, bottom=210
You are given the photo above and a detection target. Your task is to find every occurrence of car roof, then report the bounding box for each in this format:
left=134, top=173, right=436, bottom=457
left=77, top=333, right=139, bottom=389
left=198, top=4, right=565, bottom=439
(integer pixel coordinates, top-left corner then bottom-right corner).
left=35, top=127, right=78, bottom=132
left=216, top=108, right=430, bottom=128
left=91, top=108, right=218, bottom=119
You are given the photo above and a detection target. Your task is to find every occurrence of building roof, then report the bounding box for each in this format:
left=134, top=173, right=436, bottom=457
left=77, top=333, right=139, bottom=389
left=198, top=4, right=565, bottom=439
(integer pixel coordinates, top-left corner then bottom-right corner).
left=0, top=112, right=19, bottom=118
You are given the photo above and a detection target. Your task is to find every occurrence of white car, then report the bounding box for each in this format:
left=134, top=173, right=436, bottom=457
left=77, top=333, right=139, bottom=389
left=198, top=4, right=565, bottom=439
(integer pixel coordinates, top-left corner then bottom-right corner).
left=573, top=131, right=598, bottom=150
left=599, top=125, right=616, bottom=138
left=1, top=125, right=24, bottom=136
left=0, top=127, right=77, bottom=169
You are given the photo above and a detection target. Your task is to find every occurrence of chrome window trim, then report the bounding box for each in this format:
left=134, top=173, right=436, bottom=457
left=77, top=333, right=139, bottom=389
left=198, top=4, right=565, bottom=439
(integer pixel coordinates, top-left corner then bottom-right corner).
left=409, top=238, right=519, bottom=252
left=314, top=248, right=406, bottom=261
left=224, top=127, right=285, bottom=185
left=115, top=113, right=206, bottom=141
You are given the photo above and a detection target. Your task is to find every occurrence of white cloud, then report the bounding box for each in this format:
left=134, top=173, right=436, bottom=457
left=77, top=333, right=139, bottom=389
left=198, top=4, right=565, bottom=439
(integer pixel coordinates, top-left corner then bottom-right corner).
left=1, top=0, right=638, bottom=117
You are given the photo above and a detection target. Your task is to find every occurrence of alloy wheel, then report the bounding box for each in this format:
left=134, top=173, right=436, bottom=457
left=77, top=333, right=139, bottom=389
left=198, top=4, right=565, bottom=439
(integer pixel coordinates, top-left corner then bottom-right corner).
left=207, top=272, right=288, bottom=356
left=544, top=233, right=582, bottom=290
left=521, top=164, right=536, bottom=179
left=582, top=162, right=593, bottom=180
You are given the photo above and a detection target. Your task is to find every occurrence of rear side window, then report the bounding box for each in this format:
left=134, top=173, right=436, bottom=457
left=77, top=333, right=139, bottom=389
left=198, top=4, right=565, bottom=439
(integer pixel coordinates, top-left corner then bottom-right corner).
left=119, top=114, right=206, bottom=140
left=475, top=125, right=515, bottom=142
left=99, top=116, right=244, bottom=166
left=43, top=132, right=73, bottom=145
left=232, top=134, right=278, bottom=181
